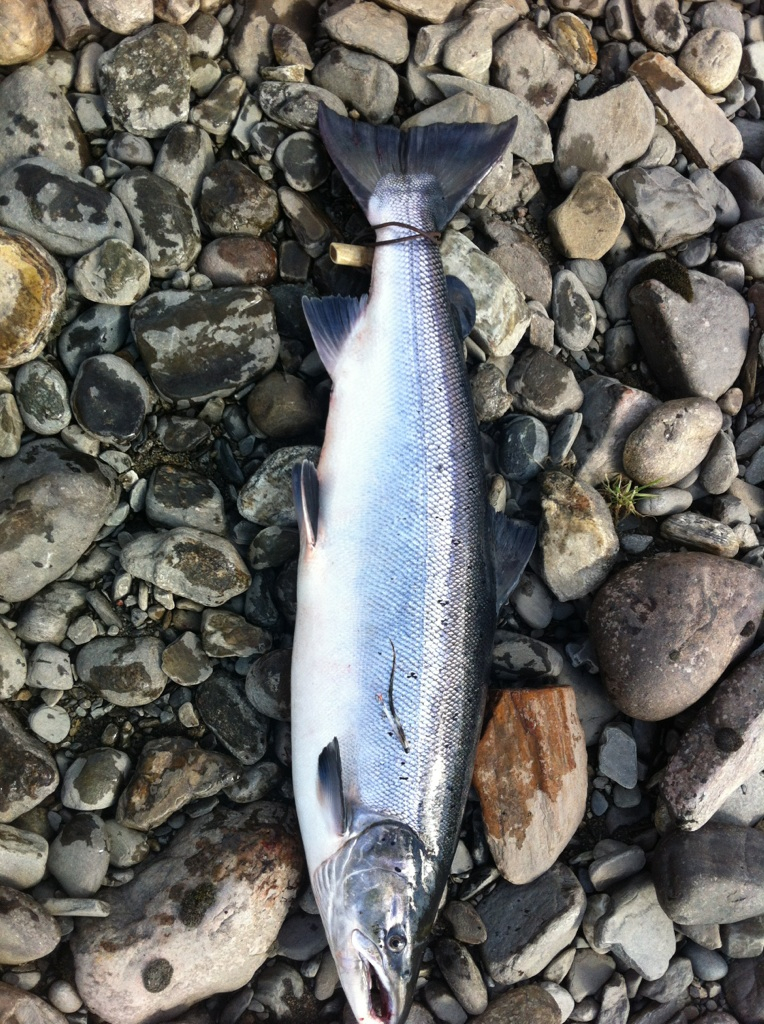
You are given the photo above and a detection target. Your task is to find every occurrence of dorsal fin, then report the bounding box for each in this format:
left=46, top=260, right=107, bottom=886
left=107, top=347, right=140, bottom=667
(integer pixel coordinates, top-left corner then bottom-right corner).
left=292, top=459, right=319, bottom=547
left=446, top=275, right=476, bottom=339
left=318, top=737, right=347, bottom=835
left=318, top=104, right=517, bottom=230
left=493, top=513, right=537, bottom=612
left=302, top=294, right=368, bottom=378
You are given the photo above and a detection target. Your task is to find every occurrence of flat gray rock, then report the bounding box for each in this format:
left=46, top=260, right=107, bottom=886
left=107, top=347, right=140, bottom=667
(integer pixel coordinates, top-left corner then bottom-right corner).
left=722, top=216, right=764, bottom=277
left=506, top=348, right=584, bottom=421
left=146, top=465, right=226, bottom=536
left=47, top=813, right=110, bottom=898
left=0, top=823, right=48, bottom=889
left=552, top=268, right=597, bottom=351
left=257, top=81, right=347, bottom=130
left=131, top=287, right=279, bottom=402
left=154, top=123, right=215, bottom=204
left=492, top=21, right=574, bottom=122
left=72, top=239, right=150, bottom=305
left=0, top=158, right=132, bottom=258
left=594, top=874, right=676, bottom=980
left=613, top=165, right=715, bottom=250
left=313, top=46, right=399, bottom=125
left=14, top=360, right=71, bottom=437
left=76, top=636, right=168, bottom=708
left=724, top=955, right=764, bottom=1024
left=71, top=354, right=150, bottom=444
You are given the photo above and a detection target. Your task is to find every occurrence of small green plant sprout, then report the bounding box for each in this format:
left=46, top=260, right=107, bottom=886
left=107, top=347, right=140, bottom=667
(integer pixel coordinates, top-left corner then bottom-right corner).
left=598, top=473, right=660, bottom=523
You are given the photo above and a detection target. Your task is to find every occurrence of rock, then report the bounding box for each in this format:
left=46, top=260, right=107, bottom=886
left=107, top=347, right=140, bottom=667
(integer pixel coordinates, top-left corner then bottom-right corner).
left=506, top=349, right=583, bottom=420
left=76, top=637, right=167, bottom=708
left=492, top=21, right=574, bottom=122
left=483, top=222, right=552, bottom=308
left=629, top=268, right=749, bottom=400
left=719, top=160, right=764, bottom=222
left=548, top=173, right=624, bottom=260
left=471, top=363, right=512, bottom=423
left=589, top=552, right=764, bottom=720
left=0, top=395, right=22, bottom=458
left=47, top=813, right=110, bottom=898
left=0, top=158, right=132, bottom=258
left=111, top=169, right=201, bottom=280
left=197, top=237, right=278, bottom=287
left=599, top=724, right=638, bottom=789
left=72, top=804, right=303, bottom=1024
left=594, top=874, right=675, bottom=980
left=89, top=0, right=153, bottom=33
left=635, top=487, right=693, bottom=518
left=120, top=528, right=250, bottom=607
left=72, top=239, right=150, bottom=306
left=322, top=2, right=410, bottom=64
left=0, top=982, right=68, bottom=1024
left=660, top=512, right=740, bottom=558
left=434, top=939, right=487, bottom=1016
left=14, top=359, right=69, bottom=437
left=699, top=432, right=738, bottom=496
left=0, top=886, right=60, bottom=965
left=238, top=446, right=320, bottom=527
left=722, top=217, right=764, bottom=277
left=245, top=649, right=291, bottom=721
left=0, top=0, right=54, bottom=65
left=0, top=824, right=48, bottom=889
left=473, top=687, right=587, bottom=885
left=104, top=821, right=151, bottom=869
left=71, top=355, right=150, bottom=445
left=97, top=24, right=191, bottom=138
left=0, top=66, right=89, bottom=175
left=0, top=228, right=66, bottom=370
left=161, top=632, right=213, bottom=687
left=724, top=955, right=764, bottom=1024
left=662, top=648, right=764, bottom=831
left=0, top=621, right=25, bottom=702
left=442, top=902, right=488, bottom=946
left=683, top=941, right=728, bottom=981
left=679, top=29, right=742, bottom=94
left=274, top=131, right=330, bottom=193
left=549, top=12, right=597, bottom=73
left=653, top=824, right=764, bottom=925
left=57, top=303, right=129, bottom=378
left=375, top=0, right=465, bottom=21
left=565, top=948, right=615, bottom=1000
left=479, top=863, right=586, bottom=984
left=441, top=230, right=529, bottom=357
left=196, top=671, right=269, bottom=765
left=631, top=0, right=686, bottom=52
left=552, top=268, right=597, bottom=351
left=257, top=82, right=347, bottom=131
left=630, top=51, right=743, bottom=171
left=497, top=416, right=549, bottom=483
left=538, top=471, right=619, bottom=601
left=572, top=375, right=659, bottom=486
left=154, top=124, right=215, bottom=205
left=116, top=737, right=239, bottom=831
left=199, top=160, right=279, bottom=238
left=201, top=609, right=270, bottom=658
left=554, top=79, right=654, bottom=190
left=640, top=956, right=694, bottom=1003
left=589, top=845, right=646, bottom=891
left=62, top=749, right=131, bottom=812
left=189, top=73, right=246, bottom=136
left=721, top=915, right=764, bottom=959
left=613, top=166, right=716, bottom=251
left=0, top=440, right=118, bottom=604
left=146, top=465, right=226, bottom=536
left=491, top=634, right=564, bottom=681
left=28, top=704, right=70, bottom=744
left=470, top=986, right=560, bottom=1024
left=312, top=46, right=398, bottom=125
left=622, top=398, right=723, bottom=487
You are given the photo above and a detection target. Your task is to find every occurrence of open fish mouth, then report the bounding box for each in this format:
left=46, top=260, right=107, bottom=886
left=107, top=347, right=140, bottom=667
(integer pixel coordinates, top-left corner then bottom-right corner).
left=351, top=930, right=396, bottom=1024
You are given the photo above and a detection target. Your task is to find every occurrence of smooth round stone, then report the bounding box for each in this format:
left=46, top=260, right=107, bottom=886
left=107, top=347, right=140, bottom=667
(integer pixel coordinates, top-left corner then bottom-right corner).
left=614, top=166, right=715, bottom=251
left=589, top=552, right=764, bottom=720
left=62, top=748, right=132, bottom=812
left=0, top=0, right=54, bottom=65
left=72, top=354, right=150, bottom=444
left=506, top=348, right=584, bottom=420
left=548, top=173, right=624, bottom=260
left=200, top=160, right=279, bottom=238
left=568, top=258, right=607, bottom=299
left=635, top=487, right=693, bottom=517
left=0, top=228, right=66, bottom=370
left=48, top=980, right=82, bottom=1014
left=471, top=362, right=512, bottom=423
left=161, top=632, right=213, bottom=687
left=89, top=0, right=153, bottom=34
left=224, top=761, right=280, bottom=804
left=72, top=239, right=151, bottom=306
left=190, top=73, right=247, bottom=135
left=434, top=938, right=487, bottom=1016
left=57, top=304, right=129, bottom=377
left=197, top=237, right=277, bottom=287
left=623, top=398, right=723, bottom=486
left=682, top=940, right=728, bottom=982
left=248, top=526, right=299, bottom=570
left=196, top=671, right=268, bottom=765
left=146, top=465, right=225, bottom=535
left=201, top=609, right=271, bottom=658
left=274, top=132, right=331, bottom=192
left=103, top=820, right=151, bottom=868
left=14, top=359, right=70, bottom=435
left=245, top=649, right=291, bottom=721
left=107, top=133, right=155, bottom=167
left=722, top=217, right=764, bottom=277
left=76, top=636, right=168, bottom=708
left=552, top=268, right=597, bottom=351
left=247, top=372, right=322, bottom=439
left=155, top=415, right=211, bottom=453
left=27, top=705, right=70, bottom=744
left=724, top=956, right=764, bottom=1024
left=679, top=29, right=742, bottom=95
left=47, top=812, right=109, bottom=898
left=312, top=46, right=398, bottom=125
left=0, top=885, right=60, bottom=964
left=549, top=12, right=598, bottom=73
left=0, top=823, right=48, bottom=889
left=699, top=432, right=738, bottom=494
left=498, top=416, right=549, bottom=483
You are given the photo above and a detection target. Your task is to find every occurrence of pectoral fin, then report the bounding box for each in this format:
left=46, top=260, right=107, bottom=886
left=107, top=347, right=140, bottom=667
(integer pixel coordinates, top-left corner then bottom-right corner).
left=446, top=275, right=476, bottom=340
left=292, top=459, right=319, bottom=548
left=318, top=737, right=347, bottom=835
left=493, top=512, right=536, bottom=612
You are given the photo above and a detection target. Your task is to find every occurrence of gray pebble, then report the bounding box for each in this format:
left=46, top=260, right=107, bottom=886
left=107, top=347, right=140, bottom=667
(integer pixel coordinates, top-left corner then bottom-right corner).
left=682, top=940, right=728, bottom=981
left=435, top=938, right=487, bottom=1016
left=0, top=823, right=48, bottom=889
left=589, top=846, right=646, bottom=891
left=0, top=885, right=60, bottom=965
left=639, top=956, right=694, bottom=1003
left=274, top=131, right=330, bottom=192
left=498, top=416, right=549, bottom=483
left=76, top=636, right=167, bottom=708
left=154, top=123, right=215, bottom=204
left=47, top=812, right=110, bottom=898
left=634, top=487, right=693, bottom=517
left=14, top=360, right=71, bottom=436
left=146, top=465, right=226, bottom=536
left=277, top=911, right=328, bottom=960
left=71, top=355, right=150, bottom=444
left=72, top=239, right=150, bottom=306
left=27, top=705, right=70, bottom=744
left=552, top=269, right=597, bottom=352
left=62, top=748, right=131, bottom=812
left=312, top=47, right=398, bottom=125
left=57, top=304, right=130, bottom=378
left=196, top=670, right=268, bottom=765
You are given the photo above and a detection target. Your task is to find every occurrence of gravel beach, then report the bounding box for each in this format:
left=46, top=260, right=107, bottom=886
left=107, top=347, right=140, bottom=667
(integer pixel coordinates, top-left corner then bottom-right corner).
left=1, top=1, right=764, bottom=1023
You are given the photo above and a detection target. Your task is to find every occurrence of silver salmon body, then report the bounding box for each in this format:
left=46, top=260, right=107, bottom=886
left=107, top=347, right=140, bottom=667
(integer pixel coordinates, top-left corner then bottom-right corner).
left=291, top=107, right=532, bottom=1024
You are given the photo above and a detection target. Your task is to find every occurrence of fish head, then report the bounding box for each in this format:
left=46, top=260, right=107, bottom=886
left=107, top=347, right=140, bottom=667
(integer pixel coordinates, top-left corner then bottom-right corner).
left=314, top=821, right=441, bottom=1024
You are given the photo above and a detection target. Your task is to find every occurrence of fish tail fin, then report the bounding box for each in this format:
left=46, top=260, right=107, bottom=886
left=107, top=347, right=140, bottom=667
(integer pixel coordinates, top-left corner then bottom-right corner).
left=318, top=104, right=517, bottom=231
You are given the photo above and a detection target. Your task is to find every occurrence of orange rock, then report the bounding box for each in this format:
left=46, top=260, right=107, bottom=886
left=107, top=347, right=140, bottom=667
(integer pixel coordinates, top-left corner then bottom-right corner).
left=473, top=686, right=587, bottom=884
left=0, top=229, right=66, bottom=370
left=0, top=0, right=54, bottom=65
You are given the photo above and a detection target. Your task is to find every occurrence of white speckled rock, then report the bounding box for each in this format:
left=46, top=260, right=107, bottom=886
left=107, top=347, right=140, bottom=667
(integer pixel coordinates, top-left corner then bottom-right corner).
left=239, top=446, right=321, bottom=527
left=28, top=705, right=70, bottom=744
left=72, top=239, right=151, bottom=306
left=0, top=621, right=25, bottom=701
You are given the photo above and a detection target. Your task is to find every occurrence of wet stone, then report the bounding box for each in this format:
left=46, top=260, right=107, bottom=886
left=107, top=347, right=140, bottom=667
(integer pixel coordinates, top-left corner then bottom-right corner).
left=613, top=166, right=715, bottom=251
left=196, top=671, right=268, bottom=765
left=0, top=158, right=133, bottom=258
left=631, top=0, right=687, bottom=52
left=197, top=237, right=277, bottom=287
left=0, top=396, right=22, bottom=458
left=312, top=47, right=398, bottom=125
left=0, top=228, right=66, bottom=370
left=622, top=398, right=723, bottom=487
left=47, top=812, right=109, bottom=898
left=146, top=465, right=225, bottom=536
left=161, top=631, right=213, bottom=687
left=14, top=359, right=70, bottom=436
left=71, top=354, right=150, bottom=444
left=72, top=239, right=151, bottom=306
left=112, top=168, right=201, bottom=280
left=497, top=416, right=549, bottom=483
left=594, top=874, right=676, bottom=980
left=76, top=636, right=167, bottom=708
left=57, top=304, right=129, bottom=378
left=154, top=123, right=215, bottom=205
left=131, top=287, right=279, bottom=402
left=201, top=609, right=271, bottom=658
left=0, top=622, right=25, bottom=701
left=257, top=81, right=347, bottom=131
left=492, top=21, right=575, bottom=122
left=97, top=24, right=191, bottom=138
left=200, top=159, right=279, bottom=238
left=599, top=724, right=638, bottom=789
left=190, top=74, right=246, bottom=136
left=442, top=902, right=487, bottom=946
left=552, top=268, right=597, bottom=351
left=245, top=649, right=291, bottom=721
left=0, top=886, right=60, bottom=965
left=434, top=938, right=487, bottom=1016
left=62, top=748, right=131, bottom=812
left=239, top=445, right=320, bottom=527
left=116, top=736, right=240, bottom=831
left=274, top=132, right=331, bottom=192
left=471, top=363, right=512, bottom=423
left=506, top=348, right=584, bottom=420
left=0, top=823, right=48, bottom=890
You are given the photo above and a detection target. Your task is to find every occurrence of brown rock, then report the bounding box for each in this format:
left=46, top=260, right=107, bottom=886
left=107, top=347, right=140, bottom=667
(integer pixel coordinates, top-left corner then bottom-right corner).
left=116, top=737, right=240, bottom=831
left=484, top=221, right=552, bottom=308
left=72, top=803, right=304, bottom=1024
left=0, top=886, right=60, bottom=965
left=471, top=985, right=561, bottom=1024
left=630, top=51, right=743, bottom=171
left=375, top=0, right=469, bottom=23
left=548, top=172, right=625, bottom=260
left=623, top=397, right=723, bottom=487
left=197, top=237, right=278, bottom=287
left=661, top=648, right=764, bottom=830
left=0, top=982, right=68, bottom=1024
left=473, top=687, right=587, bottom=884
left=589, top=553, right=764, bottom=720
left=247, top=372, right=322, bottom=438
left=0, top=705, right=59, bottom=824
left=548, top=12, right=598, bottom=73
left=154, top=0, right=201, bottom=24
left=492, top=21, right=574, bottom=122
left=88, top=0, right=153, bottom=34
left=0, top=0, right=54, bottom=65
left=0, top=228, right=66, bottom=370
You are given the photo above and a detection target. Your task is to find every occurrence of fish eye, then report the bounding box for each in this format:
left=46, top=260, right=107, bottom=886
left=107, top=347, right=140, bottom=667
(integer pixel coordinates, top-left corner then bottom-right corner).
left=386, top=930, right=407, bottom=953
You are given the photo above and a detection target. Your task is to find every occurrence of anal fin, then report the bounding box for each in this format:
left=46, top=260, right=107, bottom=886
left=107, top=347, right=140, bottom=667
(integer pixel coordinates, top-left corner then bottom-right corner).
left=318, top=737, right=347, bottom=835
left=292, top=459, right=319, bottom=547
left=493, top=512, right=536, bottom=612
left=302, top=294, right=368, bottom=378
